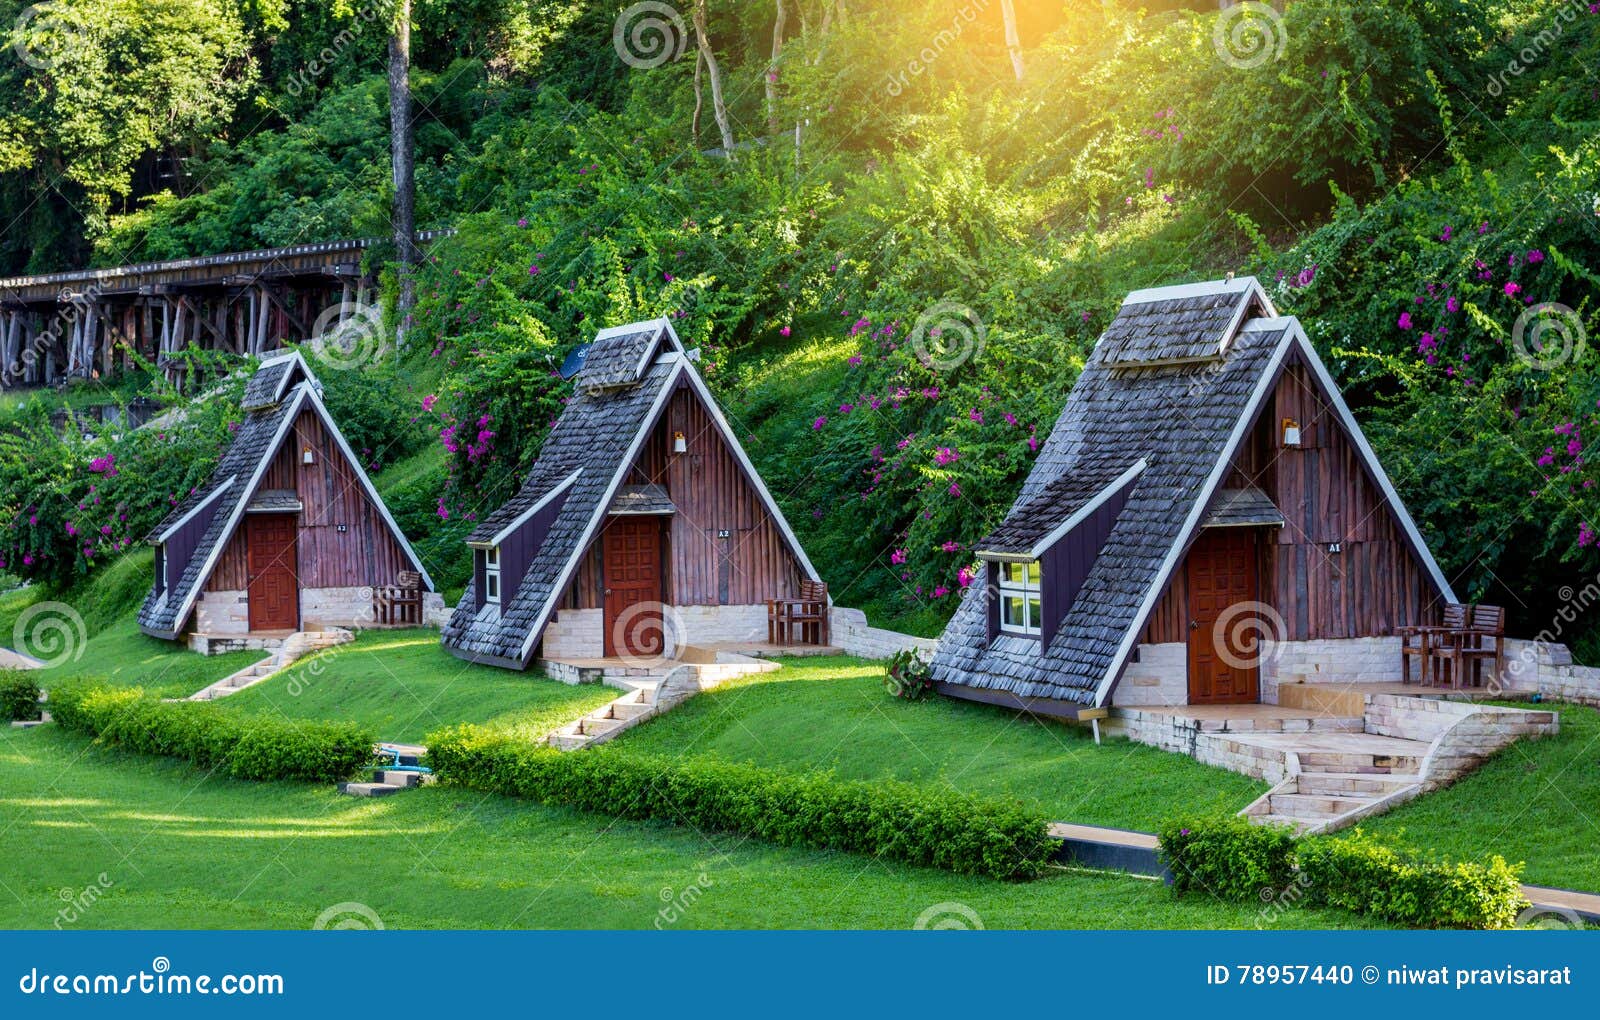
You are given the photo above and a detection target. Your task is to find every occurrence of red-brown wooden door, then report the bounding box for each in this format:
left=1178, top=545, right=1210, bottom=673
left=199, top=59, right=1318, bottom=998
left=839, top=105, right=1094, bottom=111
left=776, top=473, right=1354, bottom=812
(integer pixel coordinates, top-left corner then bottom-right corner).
left=246, top=513, right=300, bottom=632
left=1185, top=528, right=1261, bottom=704
left=602, top=517, right=663, bottom=658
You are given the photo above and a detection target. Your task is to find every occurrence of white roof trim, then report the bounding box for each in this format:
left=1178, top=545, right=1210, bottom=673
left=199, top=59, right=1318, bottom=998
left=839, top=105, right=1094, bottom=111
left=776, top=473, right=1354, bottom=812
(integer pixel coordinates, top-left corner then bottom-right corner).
left=1089, top=318, right=1457, bottom=707
left=1286, top=325, right=1456, bottom=602
left=469, top=468, right=583, bottom=549
left=1121, top=275, right=1277, bottom=314
left=251, top=349, right=313, bottom=407
left=164, top=387, right=311, bottom=635
left=514, top=357, right=689, bottom=665
left=975, top=459, right=1147, bottom=562
left=156, top=474, right=238, bottom=542
left=301, top=383, right=437, bottom=592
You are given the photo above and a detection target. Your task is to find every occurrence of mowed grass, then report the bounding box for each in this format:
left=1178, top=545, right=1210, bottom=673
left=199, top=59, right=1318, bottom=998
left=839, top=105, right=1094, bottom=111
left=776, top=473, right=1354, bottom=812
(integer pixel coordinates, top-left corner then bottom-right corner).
left=0, top=726, right=1377, bottom=930
left=615, top=657, right=1269, bottom=830
left=1361, top=700, right=1600, bottom=892
left=215, top=628, right=615, bottom=745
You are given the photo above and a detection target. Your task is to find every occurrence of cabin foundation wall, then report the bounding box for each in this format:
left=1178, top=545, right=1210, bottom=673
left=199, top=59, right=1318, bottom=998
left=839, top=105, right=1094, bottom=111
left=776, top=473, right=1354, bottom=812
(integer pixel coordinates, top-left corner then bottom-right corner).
left=1113, top=643, right=1188, bottom=707
left=1111, top=637, right=1407, bottom=707
left=300, top=585, right=379, bottom=631
left=194, top=590, right=250, bottom=635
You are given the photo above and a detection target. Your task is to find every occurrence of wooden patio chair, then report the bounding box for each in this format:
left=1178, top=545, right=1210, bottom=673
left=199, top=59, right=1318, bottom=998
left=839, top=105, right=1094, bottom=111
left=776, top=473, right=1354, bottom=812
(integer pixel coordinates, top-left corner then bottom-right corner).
left=1431, top=604, right=1506, bottom=690
left=373, top=569, right=424, bottom=626
left=1399, top=603, right=1468, bottom=686
left=788, top=579, right=829, bottom=646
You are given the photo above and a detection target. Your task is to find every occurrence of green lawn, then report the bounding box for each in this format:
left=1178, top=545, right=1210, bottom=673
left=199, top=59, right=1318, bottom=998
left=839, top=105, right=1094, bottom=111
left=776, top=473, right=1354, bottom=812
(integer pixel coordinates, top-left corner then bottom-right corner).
left=614, top=657, right=1269, bottom=831
left=1361, top=700, right=1600, bottom=892
left=215, top=628, right=615, bottom=745
left=0, top=725, right=1377, bottom=930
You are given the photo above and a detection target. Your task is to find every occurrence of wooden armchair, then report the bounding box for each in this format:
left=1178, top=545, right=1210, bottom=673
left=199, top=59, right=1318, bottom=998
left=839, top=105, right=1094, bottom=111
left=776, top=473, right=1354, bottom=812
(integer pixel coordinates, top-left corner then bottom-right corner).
left=1431, top=604, right=1506, bottom=690
left=1398, top=602, right=1468, bottom=686
left=373, top=569, right=424, bottom=626
left=766, top=580, right=829, bottom=647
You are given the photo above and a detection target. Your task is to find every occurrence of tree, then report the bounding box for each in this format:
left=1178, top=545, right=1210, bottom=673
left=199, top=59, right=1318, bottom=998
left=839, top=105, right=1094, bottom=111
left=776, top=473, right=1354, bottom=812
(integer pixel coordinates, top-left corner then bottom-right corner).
left=388, top=0, right=417, bottom=347
left=692, top=0, right=735, bottom=153
left=1000, top=0, right=1024, bottom=81
left=766, top=0, right=786, bottom=135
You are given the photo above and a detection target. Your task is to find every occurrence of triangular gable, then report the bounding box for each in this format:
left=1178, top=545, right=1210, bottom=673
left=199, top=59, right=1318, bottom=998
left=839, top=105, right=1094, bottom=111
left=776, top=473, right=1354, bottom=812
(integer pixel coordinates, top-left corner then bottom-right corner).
left=148, top=376, right=433, bottom=638
left=507, top=351, right=821, bottom=666
left=1091, top=318, right=1455, bottom=706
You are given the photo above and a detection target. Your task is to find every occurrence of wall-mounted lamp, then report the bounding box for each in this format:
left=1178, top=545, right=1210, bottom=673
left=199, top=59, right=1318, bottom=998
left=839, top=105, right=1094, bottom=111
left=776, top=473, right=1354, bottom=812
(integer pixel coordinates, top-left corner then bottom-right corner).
left=1281, top=417, right=1302, bottom=447
left=672, top=430, right=687, bottom=454
left=302, top=445, right=316, bottom=465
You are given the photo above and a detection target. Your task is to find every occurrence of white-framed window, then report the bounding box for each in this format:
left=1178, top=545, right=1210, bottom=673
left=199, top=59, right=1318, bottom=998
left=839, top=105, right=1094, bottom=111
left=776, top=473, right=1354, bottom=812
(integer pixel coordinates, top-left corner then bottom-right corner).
left=483, top=546, right=502, bottom=605
left=998, top=560, right=1042, bottom=636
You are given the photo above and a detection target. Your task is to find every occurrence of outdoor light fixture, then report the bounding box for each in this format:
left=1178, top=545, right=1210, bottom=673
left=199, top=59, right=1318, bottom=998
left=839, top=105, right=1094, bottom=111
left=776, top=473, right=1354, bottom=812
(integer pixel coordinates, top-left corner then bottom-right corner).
left=302, top=445, right=315, bottom=464
left=673, top=430, right=687, bottom=454
left=1281, top=417, right=1302, bottom=447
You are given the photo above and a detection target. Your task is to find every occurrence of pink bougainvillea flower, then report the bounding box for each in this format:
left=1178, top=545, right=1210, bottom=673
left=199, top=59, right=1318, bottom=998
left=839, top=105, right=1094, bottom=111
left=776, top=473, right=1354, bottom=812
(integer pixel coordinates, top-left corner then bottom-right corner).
left=890, top=549, right=907, bottom=565
left=779, top=326, right=791, bottom=337
left=1528, top=249, right=1545, bottom=264
left=940, top=540, right=960, bottom=553
left=957, top=566, right=975, bottom=588
left=1397, top=312, right=1414, bottom=330
left=933, top=446, right=959, bottom=466
left=968, top=409, right=984, bottom=424
left=932, top=585, right=950, bottom=598
left=422, top=394, right=438, bottom=412
left=1446, top=296, right=1460, bottom=313
left=847, top=355, right=862, bottom=366
left=948, top=482, right=961, bottom=497
left=1504, top=282, right=1522, bottom=297
left=811, top=416, right=827, bottom=430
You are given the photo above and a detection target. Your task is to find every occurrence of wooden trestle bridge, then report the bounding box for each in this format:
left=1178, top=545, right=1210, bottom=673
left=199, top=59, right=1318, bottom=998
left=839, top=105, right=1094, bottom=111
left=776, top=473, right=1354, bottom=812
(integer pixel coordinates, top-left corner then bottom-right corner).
left=0, top=231, right=449, bottom=390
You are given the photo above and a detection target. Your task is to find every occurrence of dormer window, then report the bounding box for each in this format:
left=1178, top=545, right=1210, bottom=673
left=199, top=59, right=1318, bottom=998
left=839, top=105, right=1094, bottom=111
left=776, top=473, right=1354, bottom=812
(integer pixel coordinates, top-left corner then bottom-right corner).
left=998, top=561, right=1042, bottom=636
left=484, top=547, right=502, bottom=605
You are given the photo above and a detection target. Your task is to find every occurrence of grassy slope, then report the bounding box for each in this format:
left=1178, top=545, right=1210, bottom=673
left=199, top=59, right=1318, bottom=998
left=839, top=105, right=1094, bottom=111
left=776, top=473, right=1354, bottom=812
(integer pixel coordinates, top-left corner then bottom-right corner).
left=0, top=726, right=1375, bottom=930
left=615, top=657, right=1269, bottom=830
left=215, top=628, right=614, bottom=745
left=1361, top=701, right=1600, bottom=892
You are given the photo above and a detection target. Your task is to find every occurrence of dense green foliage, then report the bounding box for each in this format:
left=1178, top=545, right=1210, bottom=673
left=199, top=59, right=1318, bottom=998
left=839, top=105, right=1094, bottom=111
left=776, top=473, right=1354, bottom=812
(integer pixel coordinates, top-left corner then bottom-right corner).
left=1160, top=815, right=1528, bottom=929
left=51, top=682, right=376, bottom=783
left=3, top=0, right=1597, bottom=644
left=0, top=671, right=41, bottom=721
left=1158, top=813, right=1299, bottom=901
left=427, top=723, right=1056, bottom=880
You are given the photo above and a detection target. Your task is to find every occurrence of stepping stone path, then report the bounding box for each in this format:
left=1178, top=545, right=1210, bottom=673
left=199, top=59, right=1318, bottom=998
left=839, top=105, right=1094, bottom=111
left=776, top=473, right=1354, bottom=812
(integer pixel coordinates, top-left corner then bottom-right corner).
left=186, top=629, right=354, bottom=701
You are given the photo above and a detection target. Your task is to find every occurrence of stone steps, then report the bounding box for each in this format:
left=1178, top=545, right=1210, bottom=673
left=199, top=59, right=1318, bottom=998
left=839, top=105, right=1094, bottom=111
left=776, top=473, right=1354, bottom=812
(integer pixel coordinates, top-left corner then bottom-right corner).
left=543, top=654, right=775, bottom=752
left=186, top=628, right=354, bottom=701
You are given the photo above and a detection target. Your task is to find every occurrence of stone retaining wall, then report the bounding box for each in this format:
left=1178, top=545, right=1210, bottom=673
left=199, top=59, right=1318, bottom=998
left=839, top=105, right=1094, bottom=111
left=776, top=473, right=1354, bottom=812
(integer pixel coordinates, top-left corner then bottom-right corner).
left=828, top=607, right=939, bottom=660
left=1503, top=638, right=1600, bottom=706
left=1112, top=643, right=1186, bottom=706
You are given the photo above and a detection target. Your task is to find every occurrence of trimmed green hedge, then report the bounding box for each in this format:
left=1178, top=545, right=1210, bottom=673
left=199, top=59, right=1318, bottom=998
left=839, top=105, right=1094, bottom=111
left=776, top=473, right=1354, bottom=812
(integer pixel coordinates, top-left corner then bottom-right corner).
left=51, top=684, right=375, bottom=784
left=0, top=672, right=42, bottom=721
left=1298, top=830, right=1526, bottom=930
left=426, top=725, right=1054, bottom=880
left=1159, top=814, right=1297, bottom=901
left=1159, top=816, right=1527, bottom=930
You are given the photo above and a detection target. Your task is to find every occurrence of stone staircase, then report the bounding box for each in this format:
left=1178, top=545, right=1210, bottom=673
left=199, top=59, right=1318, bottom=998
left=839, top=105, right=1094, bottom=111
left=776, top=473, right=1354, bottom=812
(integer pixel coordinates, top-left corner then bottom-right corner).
left=185, top=629, right=354, bottom=701
left=1234, top=691, right=1558, bottom=835
left=544, top=649, right=779, bottom=751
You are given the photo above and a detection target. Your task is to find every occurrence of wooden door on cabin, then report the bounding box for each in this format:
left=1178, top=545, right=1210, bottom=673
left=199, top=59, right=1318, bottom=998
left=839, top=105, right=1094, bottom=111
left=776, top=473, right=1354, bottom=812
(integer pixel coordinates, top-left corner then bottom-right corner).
left=246, top=513, right=300, bottom=632
left=602, top=517, right=664, bottom=658
left=1185, top=528, right=1261, bottom=705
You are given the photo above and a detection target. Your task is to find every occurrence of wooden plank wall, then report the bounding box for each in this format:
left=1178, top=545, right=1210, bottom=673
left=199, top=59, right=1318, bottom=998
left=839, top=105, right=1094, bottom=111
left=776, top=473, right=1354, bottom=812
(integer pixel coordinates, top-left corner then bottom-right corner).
left=1140, top=359, right=1438, bottom=643
left=559, top=383, right=804, bottom=609
left=206, top=409, right=413, bottom=591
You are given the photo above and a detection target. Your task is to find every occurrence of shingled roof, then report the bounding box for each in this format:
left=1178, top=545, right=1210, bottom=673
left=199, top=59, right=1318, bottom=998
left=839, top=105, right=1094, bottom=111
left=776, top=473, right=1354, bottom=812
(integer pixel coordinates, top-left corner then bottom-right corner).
left=930, top=278, right=1454, bottom=712
left=137, top=352, right=432, bottom=639
left=442, top=317, right=819, bottom=669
